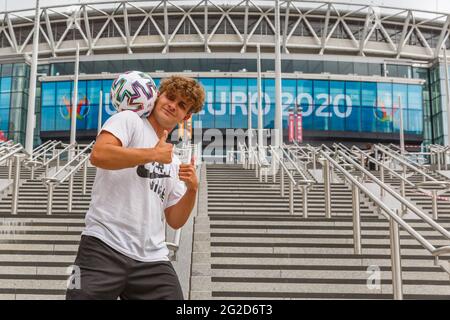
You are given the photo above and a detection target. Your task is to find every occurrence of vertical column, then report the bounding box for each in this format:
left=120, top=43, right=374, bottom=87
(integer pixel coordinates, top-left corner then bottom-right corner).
left=25, top=0, right=41, bottom=154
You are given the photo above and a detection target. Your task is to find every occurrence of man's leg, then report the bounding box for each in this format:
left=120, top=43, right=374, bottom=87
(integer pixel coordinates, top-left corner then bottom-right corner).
left=66, top=235, right=128, bottom=300
left=120, top=261, right=184, bottom=300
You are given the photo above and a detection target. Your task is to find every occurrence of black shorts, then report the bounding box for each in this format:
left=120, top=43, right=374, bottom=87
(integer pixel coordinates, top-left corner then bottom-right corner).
left=66, top=235, right=183, bottom=300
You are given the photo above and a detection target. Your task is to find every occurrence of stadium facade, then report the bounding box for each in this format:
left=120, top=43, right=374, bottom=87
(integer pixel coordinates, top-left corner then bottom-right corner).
left=0, top=0, right=449, bottom=153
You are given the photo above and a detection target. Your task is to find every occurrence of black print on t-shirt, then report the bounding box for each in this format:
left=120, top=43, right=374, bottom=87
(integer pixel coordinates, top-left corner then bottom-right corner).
left=136, top=163, right=171, bottom=179
left=137, top=163, right=172, bottom=203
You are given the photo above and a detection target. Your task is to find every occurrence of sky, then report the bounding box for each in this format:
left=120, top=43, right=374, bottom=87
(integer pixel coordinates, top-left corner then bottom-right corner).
left=1, top=0, right=449, bottom=15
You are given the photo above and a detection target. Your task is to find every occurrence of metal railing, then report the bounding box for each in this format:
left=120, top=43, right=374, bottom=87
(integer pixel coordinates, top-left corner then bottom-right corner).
left=23, top=141, right=69, bottom=179
left=269, top=145, right=299, bottom=215
left=317, top=147, right=450, bottom=300
left=374, top=144, right=447, bottom=185
left=338, top=144, right=450, bottom=220
left=42, top=142, right=94, bottom=215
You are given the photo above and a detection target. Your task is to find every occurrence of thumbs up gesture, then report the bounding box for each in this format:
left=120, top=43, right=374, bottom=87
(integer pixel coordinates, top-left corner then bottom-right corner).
left=154, top=130, right=173, bottom=164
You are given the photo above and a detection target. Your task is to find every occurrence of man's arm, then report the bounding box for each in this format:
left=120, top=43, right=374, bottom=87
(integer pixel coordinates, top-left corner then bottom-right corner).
left=164, top=159, right=198, bottom=229
left=90, top=130, right=173, bottom=170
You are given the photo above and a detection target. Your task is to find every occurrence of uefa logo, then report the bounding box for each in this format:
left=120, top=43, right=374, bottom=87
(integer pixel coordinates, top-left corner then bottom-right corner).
left=59, top=96, right=90, bottom=120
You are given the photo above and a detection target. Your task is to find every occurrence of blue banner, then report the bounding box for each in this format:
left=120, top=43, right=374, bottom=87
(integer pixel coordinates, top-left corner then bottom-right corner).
left=40, top=78, right=424, bottom=135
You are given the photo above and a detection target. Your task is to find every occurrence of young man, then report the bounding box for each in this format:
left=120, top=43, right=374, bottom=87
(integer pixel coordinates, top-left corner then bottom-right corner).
left=66, top=75, right=205, bottom=300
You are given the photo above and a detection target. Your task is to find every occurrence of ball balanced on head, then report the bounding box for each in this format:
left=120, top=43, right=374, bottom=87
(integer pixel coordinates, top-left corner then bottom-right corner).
left=110, top=70, right=158, bottom=117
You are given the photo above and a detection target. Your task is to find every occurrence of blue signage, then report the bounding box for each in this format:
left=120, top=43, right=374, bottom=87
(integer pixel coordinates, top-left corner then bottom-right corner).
left=40, top=77, right=423, bottom=135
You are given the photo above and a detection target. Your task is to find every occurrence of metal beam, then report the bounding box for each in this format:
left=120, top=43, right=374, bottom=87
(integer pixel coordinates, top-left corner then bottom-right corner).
left=320, top=3, right=331, bottom=55
left=396, top=10, right=412, bottom=58
left=123, top=3, right=132, bottom=54
left=435, top=15, right=450, bottom=58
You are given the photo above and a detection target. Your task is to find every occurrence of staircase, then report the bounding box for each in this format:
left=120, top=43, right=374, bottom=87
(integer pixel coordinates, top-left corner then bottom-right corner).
left=204, top=164, right=450, bottom=300
left=0, top=165, right=96, bottom=300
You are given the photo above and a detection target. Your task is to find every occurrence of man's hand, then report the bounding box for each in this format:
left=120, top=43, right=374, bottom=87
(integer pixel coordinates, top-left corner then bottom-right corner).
left=153, top=130, right=173, bottom=164
left=179, top=157, right=198, bottom=191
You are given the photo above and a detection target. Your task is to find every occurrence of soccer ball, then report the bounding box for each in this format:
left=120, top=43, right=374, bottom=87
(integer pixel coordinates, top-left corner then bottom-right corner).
left=110, top=71, right=158, bottom=117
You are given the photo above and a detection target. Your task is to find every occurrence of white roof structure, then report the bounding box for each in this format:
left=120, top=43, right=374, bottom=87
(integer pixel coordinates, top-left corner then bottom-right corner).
left=0, top=0, right=448, bottom=62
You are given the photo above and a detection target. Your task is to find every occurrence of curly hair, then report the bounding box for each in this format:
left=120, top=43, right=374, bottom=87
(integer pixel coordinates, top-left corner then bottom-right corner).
left=158, top=76, right=205, bottom=114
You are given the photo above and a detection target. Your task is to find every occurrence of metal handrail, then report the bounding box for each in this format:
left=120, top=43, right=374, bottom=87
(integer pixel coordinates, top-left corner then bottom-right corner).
left=26, top=140, right=62, bottom=163
left=281, top=144, right=315, bottom=184
left=269, top=145, right=297, bottom=186
left=335, top=149, right=450, bottom=244
left=42, top=141, right=94, bottom=215
left=374, top=144, right=442, bottom=184
left=346, top=145, right=416, bottom=188
left=24, top=143, right=75, bottom=180
left=41, top=143, right=76, bottom=169
left=0, top=140, right=14, bottom=148
left=0, top=143, right=25, bottom=164
left=238, top=142, right=248, bottom=168
left=319, top=148, right=450, bottom=299
left=0, top=140, right=18, bottom=154
left=30, top=140, right=55, bottom=156
left=43, top=142, right=93, bottom=184
left=385, top=143, right=432, bottom=167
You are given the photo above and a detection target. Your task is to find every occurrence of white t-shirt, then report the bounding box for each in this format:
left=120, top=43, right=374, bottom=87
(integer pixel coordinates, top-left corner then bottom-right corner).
left=82, top=111, right=187, bottom=262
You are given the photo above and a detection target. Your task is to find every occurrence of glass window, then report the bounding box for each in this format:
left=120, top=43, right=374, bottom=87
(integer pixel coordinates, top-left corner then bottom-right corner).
left=11, top=77, right=26, bottom=93
left=196, top=105, right=214, bottom=128
left=346, top=107, right=361, bottom=132
left=215, top=78, right=231, bottom=104
left=1, top=64, right=12, bottom=77
left=264, top=103, right=275, bottom=128
left=214, top=103, right=231, bottom=128
left=0, top=93, right=10, bottom=108
left=199, top=78, right=215, bottom=104
left=361, top=82, right=377, bottom=108
left=8, top=107, right=26, bottom=132
left=408, top=85, right=423, bottom=110
left=55, top=105, right=71, bottom=131
left=55, top=81, right=72, bottom=131
left=41, top=82, right=56, bottom=107
left=41, top=107, right=55, bottom=131
left=263, top=78, right=275, bottom=106
left=354, top=63, right=369, bottom=76
left=376, top=108, right=393, bottom=133
left=312, top=109, right=329, bottom=131
left=377, top=83, right=393, bottom=109
left=87, top=80, right=102, bottom=108
left=10, top=93, right=25, bottom=109
left=338, top=62, right=354, bottom=75
left=101, top=79, right=115, bottom=123
left=393, top=84, right=407, bottom=111
left=330, top=112, right=345, bottom=131
left=247, top=78, right=259, bottom=128
left=13, top=64, right=28, bottom=77
left=361, top=107, right=376, bottom=132
left=297, top=80, right=313, bottom=121
left=309, top=61, right=323, bottom=74
left=329, top=81, right=346, bottom=131
left=0, top=77, right=11, bottom=93
left=282, top=79, right=297, bottom=129
left=324, top=61, right=338, bottom=74
left=368, top=63, right=382, bottom=76
left=313, top=80, right=330, bottom=130
left=0, top=108, right=9, bottom=131
left=345, top=82, right=361, bottom=108
left=231, top=78, right=249, bottom=129
left=407, top=110, right=423, bottom=134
